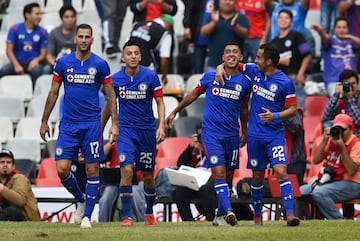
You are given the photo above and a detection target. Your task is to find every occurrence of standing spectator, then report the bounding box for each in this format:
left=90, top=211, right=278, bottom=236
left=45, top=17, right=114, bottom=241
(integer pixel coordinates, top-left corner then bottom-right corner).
left=167, top=42, right=251, bottom=226
left=236, top=0, right=269, bottom=62
left=63, top=0, right=104, bottom=23
left=312, top=17, right=360, bottom=96
left=323, top=69, right=360, bottom=137
left=270, top=9, right=312, bottom=110
left=101, top=40, right=166, bottom=227
left=0, top=2, right=48, bottom=88
left=128, top=14, right=174, bottom=85
left=45, top=5, right=77, bottom=74
left=321, top=0, right=341, bottom=34
left=339, top=0, right=360, bottom=71
left=216, top=43, right=300, bottom=226
left=308, top=114, right=360, bottom=219
left=130, top=0, right=177, bottom=23
left=0, top=149, right=40, bottom=221
left=101, top=0, right=130, bottom=59
left=201, top=0, right=249, bottom=70
left=39, top=24, right=119, bottom=229
left=182, top=0, right=213, bottom=74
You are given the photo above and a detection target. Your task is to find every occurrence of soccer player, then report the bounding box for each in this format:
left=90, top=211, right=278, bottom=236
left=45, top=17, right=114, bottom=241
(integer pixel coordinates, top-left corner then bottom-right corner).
left=216, top=43, right=300, bottom=226
left=40, top=24, right=119, bottom=228
left=166, top=42, right=251, bottom=226
left=101, top=40, right=166, bottom=227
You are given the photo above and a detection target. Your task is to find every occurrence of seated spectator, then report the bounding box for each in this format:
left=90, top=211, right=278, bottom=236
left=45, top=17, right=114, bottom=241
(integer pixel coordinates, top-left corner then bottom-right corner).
left=312, top=16, right=360, bottom=97
left=301, top=114, right=360, bottom=219
left=44, top=5, right=77, bottom=73
left=0, top=2, right=48, bottom=88
left=130, top=0, right=177, bottom=23
left=0, top=149, right=40, bottom=221
left=172, top=122, right=218, bottom=222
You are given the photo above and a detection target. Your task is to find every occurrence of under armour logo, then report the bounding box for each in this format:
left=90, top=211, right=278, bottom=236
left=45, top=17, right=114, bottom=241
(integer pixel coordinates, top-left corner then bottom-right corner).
left=67, top=68, right=74, bottom=72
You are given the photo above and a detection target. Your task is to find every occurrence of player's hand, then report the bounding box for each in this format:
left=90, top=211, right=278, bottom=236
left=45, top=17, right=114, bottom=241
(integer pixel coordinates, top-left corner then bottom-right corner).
left=215, top=63, right=227, bottom=85
left=156, top=128, right=166, bottom=143
left=165, top=112, right=176, bottom=127
left=109, top=123, right=119, bottom=144
left=40, top=122, right=51, bottom=142
left=258, top=107, right=275, bottom=122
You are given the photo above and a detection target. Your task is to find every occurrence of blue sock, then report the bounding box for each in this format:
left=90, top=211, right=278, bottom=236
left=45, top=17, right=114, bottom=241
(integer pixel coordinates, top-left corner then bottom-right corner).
left=84, top=176, right=99, bottom=218
left=60, top=172, right=85, bottom=202
left=119, top=185, right=133, bottom=218
left=214, top=179, right=231, bottom=216
left=144, top=186, right=156, bottom=215
left=251, top=181, right=263, bottom=217
left=279, top=178, right=295, bottom=216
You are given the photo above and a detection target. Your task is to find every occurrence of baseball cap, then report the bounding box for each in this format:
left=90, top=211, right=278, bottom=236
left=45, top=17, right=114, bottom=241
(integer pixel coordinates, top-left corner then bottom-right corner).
left=0, top=149, right=14, bottom=161
left=332, top=114, right=353, bottom=129
left=160, top=14, right=174, bottom=28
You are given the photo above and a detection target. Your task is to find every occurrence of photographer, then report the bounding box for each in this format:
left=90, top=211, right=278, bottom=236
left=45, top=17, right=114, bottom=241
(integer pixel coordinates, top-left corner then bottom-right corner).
left=305, top=114, right=360, bottom=219
left=323, top=69, right=360, bottom=137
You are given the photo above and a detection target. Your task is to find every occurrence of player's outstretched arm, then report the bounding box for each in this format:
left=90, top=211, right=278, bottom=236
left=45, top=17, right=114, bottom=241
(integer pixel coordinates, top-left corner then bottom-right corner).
left=155, top=96, right=166, bottom=143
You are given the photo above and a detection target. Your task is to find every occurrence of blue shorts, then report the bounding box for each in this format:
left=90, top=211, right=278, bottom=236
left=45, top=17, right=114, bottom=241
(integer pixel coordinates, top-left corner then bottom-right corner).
left=246, top=135, right=288, bottom=170
left=117, top=128, right=156, bottom=172
left=55, top=120, right=104, bottom=162
left=202, top=130, right=240, bottom=170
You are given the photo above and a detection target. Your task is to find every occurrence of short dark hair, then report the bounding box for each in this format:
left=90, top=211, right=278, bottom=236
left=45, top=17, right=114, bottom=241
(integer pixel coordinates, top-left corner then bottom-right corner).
left=122, top=39, right=142, bottom=51
left=224, top=42, right=242, bottom=53
left=259, top=43, right=280, bottom=66
left=339, top=69, right=359, bottom=83
left=59, top=4, right=77, bottom=19
left=23, top=2, right=40, bottom=19
left=334, top=16, right=349, bottom=28
left=278, top=9, right=293, bottom=20
left=76, top=24, right=92, bottom=35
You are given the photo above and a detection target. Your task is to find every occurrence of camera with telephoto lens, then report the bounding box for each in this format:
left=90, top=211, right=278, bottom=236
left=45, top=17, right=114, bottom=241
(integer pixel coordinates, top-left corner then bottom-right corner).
left=318, top=167, right=337, bottom=185
left=329, top=126, right=344, bottom=140
left=343, top=82, right=352, bottom=93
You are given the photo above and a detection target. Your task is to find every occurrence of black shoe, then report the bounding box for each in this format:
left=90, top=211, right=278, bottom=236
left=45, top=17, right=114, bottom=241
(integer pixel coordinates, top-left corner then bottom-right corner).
left=106, top=47, right=117, bottom=59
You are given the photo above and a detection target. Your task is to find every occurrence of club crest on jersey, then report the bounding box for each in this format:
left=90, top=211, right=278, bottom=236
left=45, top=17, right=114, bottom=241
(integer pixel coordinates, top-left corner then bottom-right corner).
left=210, top=155, right=218, bottom=164
left=250, top=158, right=258, bottom=167
left=139, top=83, right=147, bottom=91
left=269, top=84, right=278, bottom=92
left=33, top=34, right=40, bottom=42
left=119, top=154, right=126, bottom=162
left=88, top=67, right=97, bottom=75
left=212, top=86, right=220, bottom=96
left=235, top=84, right=242, bottom=92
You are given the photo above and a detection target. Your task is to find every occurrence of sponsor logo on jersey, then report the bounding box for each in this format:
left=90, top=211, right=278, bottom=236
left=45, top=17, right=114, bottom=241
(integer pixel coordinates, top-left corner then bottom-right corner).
left=66, top=73, right=96, bottom=84
left=118, top=83, right=147, bottom=99
left=252, top=84, right=276, bottom=101
left=211, top=86, right=241, bottom=100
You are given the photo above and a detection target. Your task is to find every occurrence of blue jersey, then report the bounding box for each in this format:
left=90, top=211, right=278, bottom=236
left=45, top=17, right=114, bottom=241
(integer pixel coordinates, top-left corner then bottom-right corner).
left=242, top=63, right=297, bottom=138
left=7, top=23, right=48, bottom=62
left=53, top=52, right=112, bottom=122
left=112, top=66, right=163, bottom=130
left=197, top=70, right=251, bottom=136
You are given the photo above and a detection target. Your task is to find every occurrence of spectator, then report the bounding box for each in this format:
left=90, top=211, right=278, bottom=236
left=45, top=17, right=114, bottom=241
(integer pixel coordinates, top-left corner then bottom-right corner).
left=167, top=42, right=251, bottom=226
left=270, top=9, right=312, bottom=110
left=130, top=0, right=177, bottom=23
left=201, top=0, right=249, bottom=70
left=236, top=0, right=269, bottom=62
left=181, top=0, right=213, bottom=74
left=0, top=149, right=40, bottom=221
left=312, top=16, right=360, bottom=96
left=306, top=114, right=360, bottom=219
left=0, top=2, right=48, bottom=88
left=338, top=0, right=360, bottom=72
left=101, top=0, right=130, bottom=59
left=45, top=5, right=77, bottom=74
left=265, top=0, right=315, bottom=56
left=128, top=14, right=174, bottom=85
left=321, top=0, right=341, bottom=34
left=323, top=69, right=360, bottom=137
left=63, top=0, right=104, bottom=22
left=172, top=121, right=218, bottom=222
